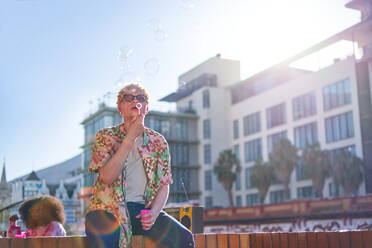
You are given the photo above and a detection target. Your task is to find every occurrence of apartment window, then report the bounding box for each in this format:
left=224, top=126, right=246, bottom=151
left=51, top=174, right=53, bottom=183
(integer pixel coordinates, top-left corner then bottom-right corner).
left=244, top=138, right=262, bottom=162
left=175, top=144, right=189, bottom=165
left=205, top=170, right=212, bottom=190
left=246, top=193, right=259, bottom=206
left=325, top=112, right=354, bottom=143
left=243, top=112, right=261, bottom=136
left=297, top=186, right=318, bottom=199
left=236, top=195, right=242, bottom=207
left=175, top=120, right=188, bottom=139
left=270, top=190, right=286, bottom=204
left=205, top=196, right=213, bottom=209
left=267, top=131, right=287, bottom=154
left=245, top=167, right=252, bottom=189
left=235, top=171, right=241, bottom=190
left=203, top=89, right=210, bottom=108
left=233, top=120, right=239, bottom=139
left=267, top=103, right=286, bottom=129
left=204, top=144, right=212, bottom=164
left=293, top=91, right=316, bottom=120
left=323, top=78, right=351, bottom=111
left=294, top=122, right=318, bottom=149
left=330, top=145, right=356, bottom=157
left=233, top=144, right=240, bottom=161
left=160, top=120, right=171, bottom=138
left=296, top=160, right=305, bottom=181
left=203, top=119, right=211, bottom=139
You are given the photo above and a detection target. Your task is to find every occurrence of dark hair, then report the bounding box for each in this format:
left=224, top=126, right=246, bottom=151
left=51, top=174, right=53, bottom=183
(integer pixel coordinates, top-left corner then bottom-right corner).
left=18, top=195, right=65, bottom=229
left=9, top=214, right=19, bottom=222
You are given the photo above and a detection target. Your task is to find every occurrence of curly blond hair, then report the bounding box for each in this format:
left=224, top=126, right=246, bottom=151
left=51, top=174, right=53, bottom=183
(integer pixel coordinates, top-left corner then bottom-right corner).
left=116, top=83, right=150, bottom=106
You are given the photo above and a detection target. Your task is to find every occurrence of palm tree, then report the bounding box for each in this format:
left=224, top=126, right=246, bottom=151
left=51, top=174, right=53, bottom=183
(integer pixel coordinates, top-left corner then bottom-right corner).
left=269, top=138, right=298, bottom=200
left=250, top=158, right=275, bottom=204
left=331, top=152, right=364, bottom=196
left=301, top=143, right=330, bottom=198
left=213, top=149, right=241, bottom=207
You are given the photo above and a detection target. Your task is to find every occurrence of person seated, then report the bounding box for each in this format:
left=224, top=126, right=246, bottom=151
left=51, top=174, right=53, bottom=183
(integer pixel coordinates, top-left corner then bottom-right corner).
left=18, top=195, right=66, bottom=237
left=7, top=214, right=21, bottom=237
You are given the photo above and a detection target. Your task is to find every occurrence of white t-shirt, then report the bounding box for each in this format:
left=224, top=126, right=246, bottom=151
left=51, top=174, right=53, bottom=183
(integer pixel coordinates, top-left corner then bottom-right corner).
left=126, top=136, right=147, bottom=204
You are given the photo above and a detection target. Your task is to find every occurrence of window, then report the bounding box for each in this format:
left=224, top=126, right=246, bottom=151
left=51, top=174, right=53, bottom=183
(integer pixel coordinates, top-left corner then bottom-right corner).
left=245, top=167, right=252, bottom=189
left=205, top=196, right=213, bottom=209
left=235, top=171, right=241, bottom=190
left=246, top=193, right=259, bottom=206
left=233, top=120, right=239, bottom=139
left=160, top=120, right=171, bottom=138
left=233, top=144, right=240, bottom=161
left=325, top=112, right=354, bottom=143
left=293, top=91, right=316, bottom=120
left=267, top=131, right=287, bottom=154
left=203, top=119, right=211, bottom=139
left=243, top=112, right=261, bottom=136
left=204, top=144, right=212, bottom=164
left=297, top=186, right=318, bottom=199
left=175, top=144, right=189, bottom=165
left=244, top=138, right=262, bottom=162
left=205, top=170, right=212, bottom=190
left=294, top=122, right=318, bottom=149
left=236, top=195, right=242, bottom=207
left=270, top=190, right=286, bottom=203
left=296, top=160, right=305, bottom=181
left=203, top=89, right=210, bottom=108
left=175, top=120, right=188, bottom=139
left=323, top=78, right=352, bottom=111
left=267, top=103, right=286, bottom=129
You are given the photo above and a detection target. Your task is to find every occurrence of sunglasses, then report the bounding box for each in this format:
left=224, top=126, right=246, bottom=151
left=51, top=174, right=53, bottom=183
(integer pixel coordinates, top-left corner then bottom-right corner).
left=122, top=94, right=147, bottom=103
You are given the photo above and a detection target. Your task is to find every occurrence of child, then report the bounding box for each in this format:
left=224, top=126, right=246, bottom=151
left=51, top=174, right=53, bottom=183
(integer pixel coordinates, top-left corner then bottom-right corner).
left=7, top=214, right=21, bottom=237
left=18, top=195, right=66, bottom=237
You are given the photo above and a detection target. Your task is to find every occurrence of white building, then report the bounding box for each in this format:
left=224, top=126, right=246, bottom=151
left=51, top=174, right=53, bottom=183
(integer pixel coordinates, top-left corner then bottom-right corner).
left=161, top=1, right=372, bottom=208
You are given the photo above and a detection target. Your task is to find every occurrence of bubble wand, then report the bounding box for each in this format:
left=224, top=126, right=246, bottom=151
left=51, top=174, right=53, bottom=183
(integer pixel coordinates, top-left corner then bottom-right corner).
left=136, top=103, right=142, bottom=115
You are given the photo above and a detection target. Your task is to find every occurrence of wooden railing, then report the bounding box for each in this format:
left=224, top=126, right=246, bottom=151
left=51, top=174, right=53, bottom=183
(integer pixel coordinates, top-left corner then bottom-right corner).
left=1, top=230, right=371, bottom=247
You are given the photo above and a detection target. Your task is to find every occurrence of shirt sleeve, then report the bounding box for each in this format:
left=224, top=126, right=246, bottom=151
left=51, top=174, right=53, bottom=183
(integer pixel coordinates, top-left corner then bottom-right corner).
left=51, top=222, right=66, bottom=237
left=160, top=138, right=173, bottom=186
left=88, top=129, right=115, bottom=173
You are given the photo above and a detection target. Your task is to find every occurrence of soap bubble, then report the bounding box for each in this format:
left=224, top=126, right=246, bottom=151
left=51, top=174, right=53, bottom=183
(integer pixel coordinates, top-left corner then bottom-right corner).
left=144, top=58, right=160, bottom=76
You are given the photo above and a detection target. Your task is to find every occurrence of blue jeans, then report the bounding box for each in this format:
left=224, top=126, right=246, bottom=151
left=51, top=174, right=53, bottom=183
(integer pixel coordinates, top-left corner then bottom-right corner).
left=85, top=202, right=195, bottom=248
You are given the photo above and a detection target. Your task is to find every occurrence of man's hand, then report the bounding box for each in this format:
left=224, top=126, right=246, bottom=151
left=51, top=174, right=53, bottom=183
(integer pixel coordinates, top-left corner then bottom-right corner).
left=125, top=113, right=145, bottom=142
left=136, top=209, right=160, bottom=231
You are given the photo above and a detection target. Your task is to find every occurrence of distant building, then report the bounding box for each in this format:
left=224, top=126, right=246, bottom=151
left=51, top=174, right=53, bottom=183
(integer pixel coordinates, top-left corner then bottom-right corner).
left=7, top=154, right=83, bottom=234
left=160, top=1, right=372, bottom=208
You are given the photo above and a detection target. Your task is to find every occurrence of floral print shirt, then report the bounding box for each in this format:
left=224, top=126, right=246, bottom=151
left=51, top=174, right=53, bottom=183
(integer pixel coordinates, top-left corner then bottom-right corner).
left=87, top=123, right=173, bottom=248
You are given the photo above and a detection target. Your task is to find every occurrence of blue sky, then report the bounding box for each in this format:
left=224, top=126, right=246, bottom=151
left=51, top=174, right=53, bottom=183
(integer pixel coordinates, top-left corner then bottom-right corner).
left=0, top=0, right=360, bottom=180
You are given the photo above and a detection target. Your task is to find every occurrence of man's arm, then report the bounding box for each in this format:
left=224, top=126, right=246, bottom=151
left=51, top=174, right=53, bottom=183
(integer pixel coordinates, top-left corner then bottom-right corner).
left=139, top=184, right=169, bottom=230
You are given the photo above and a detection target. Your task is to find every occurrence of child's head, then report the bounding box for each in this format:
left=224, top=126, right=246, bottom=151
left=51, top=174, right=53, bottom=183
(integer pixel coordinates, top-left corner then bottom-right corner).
left=9, top=214, right=19, bottom=223
left=19, top=195, right=65, bottom=229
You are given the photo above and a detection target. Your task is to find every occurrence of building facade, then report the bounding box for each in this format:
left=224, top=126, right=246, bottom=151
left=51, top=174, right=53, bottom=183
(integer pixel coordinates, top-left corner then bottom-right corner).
left=161, top=1, right=372, bottom=208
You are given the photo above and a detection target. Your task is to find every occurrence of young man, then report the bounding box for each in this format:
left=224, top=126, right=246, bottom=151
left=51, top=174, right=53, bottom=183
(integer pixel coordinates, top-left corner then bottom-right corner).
left=85, top=83, right=195, bottom=248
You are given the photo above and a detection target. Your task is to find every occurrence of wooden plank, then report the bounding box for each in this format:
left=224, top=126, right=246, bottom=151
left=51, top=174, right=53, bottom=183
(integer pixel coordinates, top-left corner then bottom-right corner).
left=317, top=232, right=328, bottom=248
left=256, top=233, right=263, bottom=248
left=298, top=232, right=307, bottom=248
left=71, top=235, right=88, bottom=248
left=271, top=233, right=280, bottom=248
left=339, top=231, right=351, bottom=248
left=307, top=232, right=317, bottom=248
left=11, top=238, right=26, bottom=248
left=129, top=235, right=144, bottom=248
left=288, top=232, right=297, bottom=248
left=217, top=234, right=228, bottom=248
left=42, top=237, right=57, bottom=248
left=205, top=234, right=217, bottom=248
left=229, top=234, right=240, bottom=248
left=361, top=230, right=372, bottom=248
left=56, top=236, right=73, bottom=248
left=280, top=232, right=289, bottom=248
left=0, top=238, right=10, bottom=248
left=239, top=233, right=251, bottom=248
left=144, top=236, right=158, bottom=248
left=194, top=234, right=205, bottom=248
left=350, top=231, right=363, bottom=248
left=27, top=237, right=43, bottom=248
left=263, top=233, right=272, bottom=248
left=327, top=232, right=340, bottom=248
